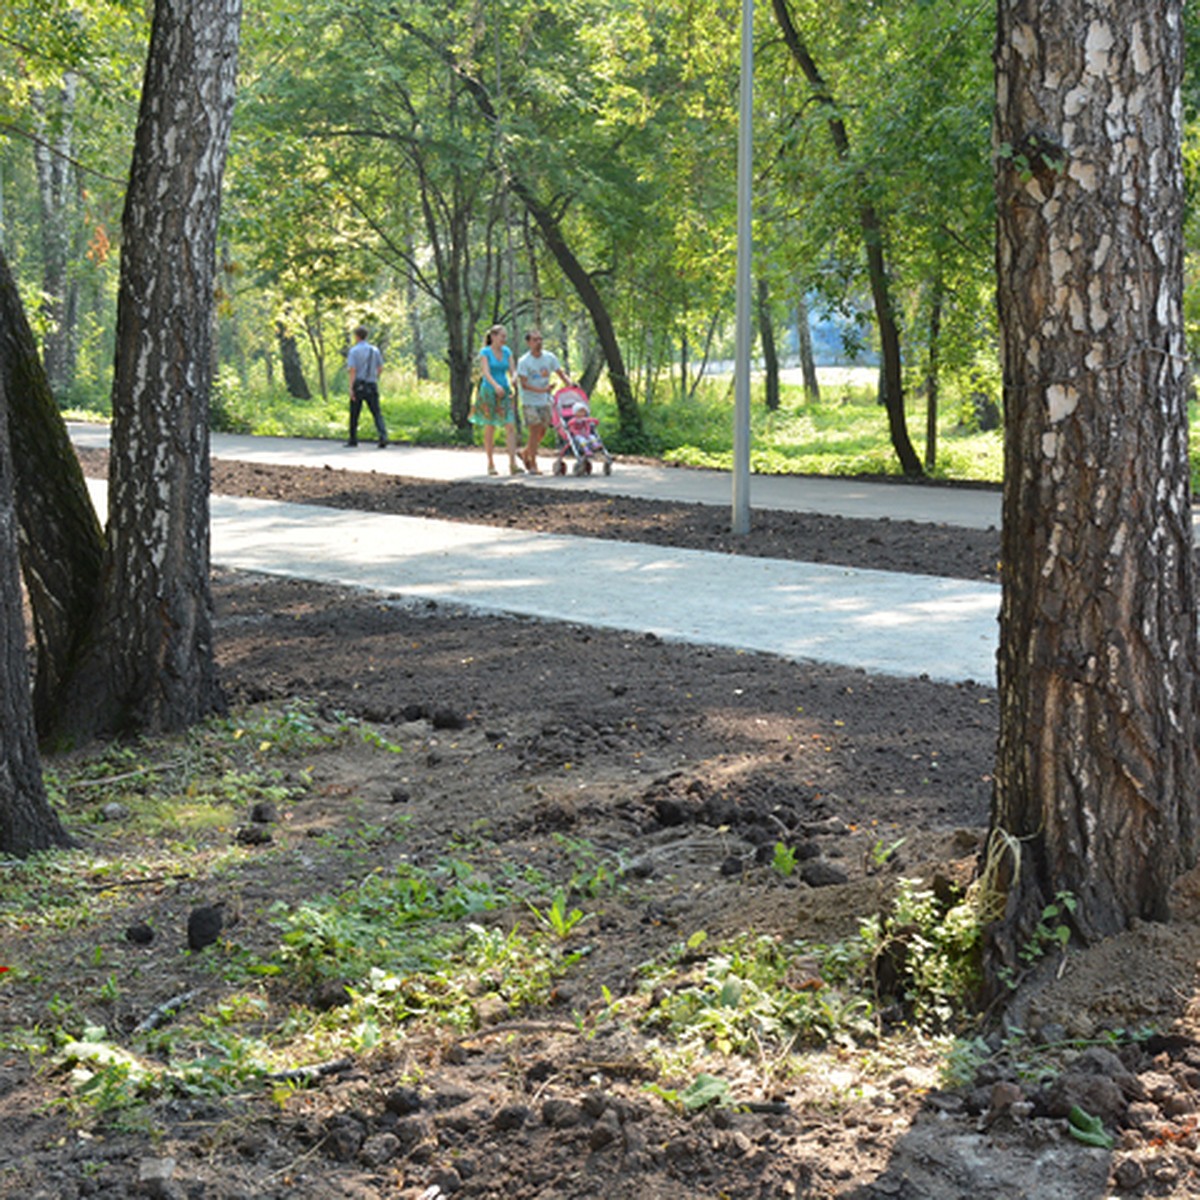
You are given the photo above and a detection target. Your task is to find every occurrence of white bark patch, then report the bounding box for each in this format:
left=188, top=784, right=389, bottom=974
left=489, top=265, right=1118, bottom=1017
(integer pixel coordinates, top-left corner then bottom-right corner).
left=1050, top=245, right=1072, bottom=289
left=1085, top=345, right=1105, bottom=371
left=1069, top=160, right=1098, bottom=192
left=1084, top=21, right=1114, bottom=77
left=1046, top=384, right=1078, bottom=423
left=1042, top=431, right=1058, bottom=458
left=1131, top=23, right=1151, bottom=75
left=1064, top=86, right=1088, bottom=118
left=1092, top=234, right=1112, bottom=272
left=1011, top=22, right=1036, bottom=61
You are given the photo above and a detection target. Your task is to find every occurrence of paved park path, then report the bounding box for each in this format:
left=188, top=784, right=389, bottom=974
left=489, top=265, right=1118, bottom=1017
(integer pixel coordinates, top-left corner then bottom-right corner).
left=72, top=425, right=1002, bottom=686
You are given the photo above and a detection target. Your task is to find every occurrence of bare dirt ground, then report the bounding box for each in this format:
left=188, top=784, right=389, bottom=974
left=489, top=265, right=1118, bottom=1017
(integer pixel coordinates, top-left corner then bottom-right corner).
left=3, top=452, right=1200, bottom=1198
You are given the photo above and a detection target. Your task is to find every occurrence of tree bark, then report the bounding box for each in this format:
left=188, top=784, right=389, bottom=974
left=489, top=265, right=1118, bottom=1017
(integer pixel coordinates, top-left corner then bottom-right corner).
left=924, top=279, right=942, bottom=473
left=51, top=0, right=241, bottom=741
left=404, top=232, right=429, bottom=380
left=31, top=76, right=81, bottom=397
left=757, top=277, right=780, bottom=412
left=988, top=0, right=1199, bottom=993
left=771, top=0, right=922, bottom=475
left=276, top=319, right=312, bottom=399
left=0, top=247, right=104, bottom=734
left=795, top=292, right=820, bottom=403
left=0, top=370, right=72, bottom=855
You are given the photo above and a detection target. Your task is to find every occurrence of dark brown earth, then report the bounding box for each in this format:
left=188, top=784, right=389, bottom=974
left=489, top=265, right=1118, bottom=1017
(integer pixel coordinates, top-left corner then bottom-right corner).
left=2, top=450, right=1200, bottom=1198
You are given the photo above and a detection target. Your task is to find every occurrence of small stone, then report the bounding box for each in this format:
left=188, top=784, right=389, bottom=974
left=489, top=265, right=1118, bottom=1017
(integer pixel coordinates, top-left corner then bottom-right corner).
left=990, top=1080, right=1023, bottom=1114
left=492, top=1104, right=531, bottom=1132
left=542, top=1098, right=583, bottom=1128
left=137, top=1156, right=178, bottom=1200
left=385, top=1087, right=423, bottom=1117
left=429, top=1167, right=463, bottom=1195
left=186, top=903, right=224, bottom=952
left=800, top=859, right=849, bottom=888
left=401, top=703, right=428, bottom=722
left=249, top=800, right=277, bottom=824
left=125, top=922, right=155, bottom=946
left=358, top=1133, right=400, bottom=1167
left=311, top=980, right=352, bottom=1011
left=719, top=855, right=744, bottom=877
left=472, top=994, right=509, bottom=1026
left=581, top=1091, right=608, bottom=1119
left=235, top=825, right=273, bottom=846
left=390, top=787, right=411, bottom=804
left=1113, top=1158, right=1145, bottom=1189
left=431, top=707, right=466, bottom=731
left=101, top=802, right=129, bottom=822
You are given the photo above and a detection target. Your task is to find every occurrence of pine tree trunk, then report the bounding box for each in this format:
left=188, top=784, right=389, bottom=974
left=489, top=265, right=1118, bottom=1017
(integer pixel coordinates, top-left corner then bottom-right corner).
left=51, top=0, right=241, bottom=742
left=0, top=370, right=72, bottom=855
left=988, top=0, right=1199, bottom=992
left=0, top=246, right=104, bottom=734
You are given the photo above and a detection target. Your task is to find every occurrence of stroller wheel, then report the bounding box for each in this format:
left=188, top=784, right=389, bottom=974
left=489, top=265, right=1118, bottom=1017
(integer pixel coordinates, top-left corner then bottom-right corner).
left=554, top=458, right=567, bottom=476
left=572, top=459, right=585, bottom=475
left=584, top=459, right=593, bottom=475
left=603, top=460, right=613, bottom=476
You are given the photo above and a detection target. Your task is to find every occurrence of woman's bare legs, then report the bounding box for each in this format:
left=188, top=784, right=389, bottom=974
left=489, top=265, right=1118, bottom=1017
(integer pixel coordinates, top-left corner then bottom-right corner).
left=505, top=423, right=522, bottom=473
left=483, top=425, right=497, bottom=473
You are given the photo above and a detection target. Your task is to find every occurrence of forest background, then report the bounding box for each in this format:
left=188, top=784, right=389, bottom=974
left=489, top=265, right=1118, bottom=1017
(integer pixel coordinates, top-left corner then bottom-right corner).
left=3, top=0, right=1200, bottom=483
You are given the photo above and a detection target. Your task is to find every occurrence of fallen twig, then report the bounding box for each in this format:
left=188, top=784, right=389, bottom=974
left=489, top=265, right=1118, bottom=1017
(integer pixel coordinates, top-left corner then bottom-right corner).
left=265, top=1057, right=355, bottom=1084
left=133, top=989, right=203, bottom=1035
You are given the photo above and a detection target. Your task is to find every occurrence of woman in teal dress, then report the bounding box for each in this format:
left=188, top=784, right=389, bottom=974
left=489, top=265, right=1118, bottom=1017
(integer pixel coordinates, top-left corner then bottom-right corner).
left=471, top=324, right=523, bottom=475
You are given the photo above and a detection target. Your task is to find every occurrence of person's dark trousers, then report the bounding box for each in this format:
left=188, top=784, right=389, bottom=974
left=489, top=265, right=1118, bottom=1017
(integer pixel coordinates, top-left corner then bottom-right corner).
left=349, top=381, right=388, bottom=446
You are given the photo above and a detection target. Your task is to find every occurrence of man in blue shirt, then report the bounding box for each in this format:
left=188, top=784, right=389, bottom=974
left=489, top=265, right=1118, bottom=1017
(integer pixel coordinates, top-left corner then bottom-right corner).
left=345, top=325, right=388, bottom=448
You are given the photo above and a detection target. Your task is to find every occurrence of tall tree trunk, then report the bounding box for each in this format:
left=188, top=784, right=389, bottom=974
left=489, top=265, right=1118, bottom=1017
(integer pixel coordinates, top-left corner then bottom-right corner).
left=924, top=279, right=942, bottom=473
left=303, top=307, right=328, bottom=401
left=510, top=179, right=642, bottom=440
left=405, top=232, right=429, bottom=380
left=276, top=319, right=312, bottom=399
left=795, top=292, right=820, bottom=402
left=31, top=75, right=81, bottom=397
left=0, top=246, right=104, bottom=734
left=771, top=0, right=921, bottom=476
left=523, top=209, right=542, bottom=330
left=987, top=0, right=1198, bottom=994
left=51, top=0, right=241, bottom=742
left=0, top=370, right=72, bottom=855
left=757, top=277, right=780, bottom=412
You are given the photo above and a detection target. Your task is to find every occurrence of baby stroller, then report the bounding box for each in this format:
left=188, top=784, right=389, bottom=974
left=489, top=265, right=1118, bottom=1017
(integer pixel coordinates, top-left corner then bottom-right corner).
left=550, top=386, right=614, bottom=476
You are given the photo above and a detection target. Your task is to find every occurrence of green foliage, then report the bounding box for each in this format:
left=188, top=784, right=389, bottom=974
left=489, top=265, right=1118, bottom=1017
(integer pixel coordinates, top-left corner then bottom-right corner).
left=646, top=932, right=876, bottom=1055
left=771, top=842, right=797, bottom=878
left=861, top=876, right=983, bottom=1026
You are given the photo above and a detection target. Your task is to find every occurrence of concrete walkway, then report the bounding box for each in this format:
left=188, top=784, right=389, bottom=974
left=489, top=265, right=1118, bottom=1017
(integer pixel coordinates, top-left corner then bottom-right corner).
left=69, top=423, right=1003, bottom=530
left=73, top=425, right=1002, bottom=686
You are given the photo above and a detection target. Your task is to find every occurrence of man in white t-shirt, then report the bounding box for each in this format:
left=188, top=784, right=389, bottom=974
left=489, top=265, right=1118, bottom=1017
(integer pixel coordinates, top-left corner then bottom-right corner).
left=345, top=325, right=388, bottom=448
left=516, top=328, right=572, bottom=474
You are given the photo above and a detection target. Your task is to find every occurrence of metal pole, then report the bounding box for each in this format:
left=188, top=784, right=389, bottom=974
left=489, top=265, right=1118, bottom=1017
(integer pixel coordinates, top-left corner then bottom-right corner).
left=731, top=0, right=753, bottom=535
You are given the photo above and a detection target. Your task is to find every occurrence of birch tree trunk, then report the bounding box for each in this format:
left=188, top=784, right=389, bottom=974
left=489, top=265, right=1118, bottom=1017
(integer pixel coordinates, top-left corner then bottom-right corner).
left=988, top=0, right=1199, bottom=988
left=51, top=0, right=241, bottom=741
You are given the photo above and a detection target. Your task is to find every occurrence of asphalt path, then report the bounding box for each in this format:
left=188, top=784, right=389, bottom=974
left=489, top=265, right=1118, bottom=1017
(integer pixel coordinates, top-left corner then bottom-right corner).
left=72, top=425, right=1001, bottom=686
